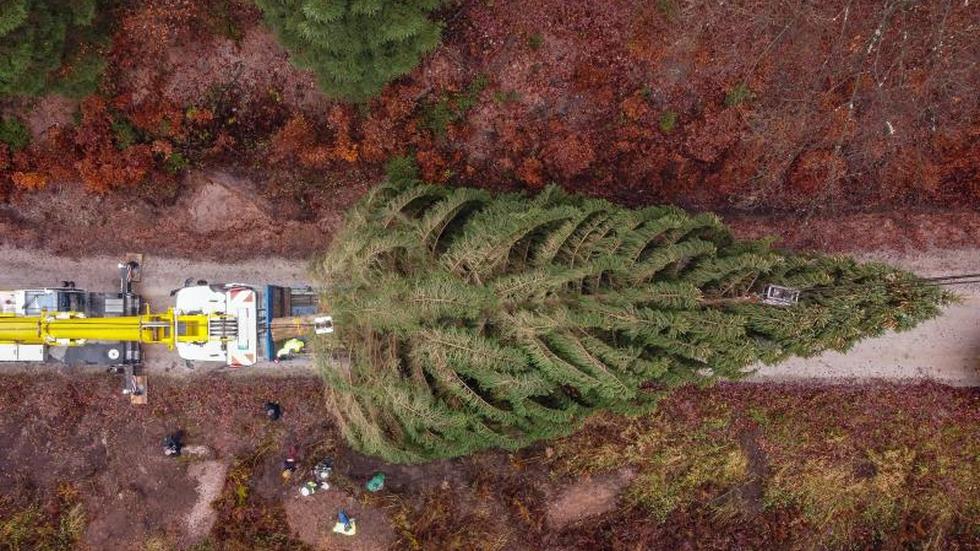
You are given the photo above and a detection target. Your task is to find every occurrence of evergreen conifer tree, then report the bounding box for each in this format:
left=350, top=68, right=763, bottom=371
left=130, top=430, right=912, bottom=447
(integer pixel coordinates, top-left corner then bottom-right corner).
left=255, top=0, right=443, bottom=102
left=0, top=0, right=106, bottom=97
left=316, top=173, right=946, bottom=463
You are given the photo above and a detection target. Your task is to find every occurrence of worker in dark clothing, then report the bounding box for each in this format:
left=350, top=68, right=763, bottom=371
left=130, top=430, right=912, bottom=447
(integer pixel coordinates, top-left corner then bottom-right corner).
left=163, top=432, right=183, bottom=457
left=265, top=401, right=282, bottom=421
left=313, top=458, right=333, bottom=483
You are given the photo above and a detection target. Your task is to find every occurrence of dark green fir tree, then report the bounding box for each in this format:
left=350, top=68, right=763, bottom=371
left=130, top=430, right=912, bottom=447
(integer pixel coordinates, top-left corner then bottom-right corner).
left=315, top=164, right=947, bottom=463
left=0, top=0, right=107, bottom=97
left=256, top=0, right=442, bottom=101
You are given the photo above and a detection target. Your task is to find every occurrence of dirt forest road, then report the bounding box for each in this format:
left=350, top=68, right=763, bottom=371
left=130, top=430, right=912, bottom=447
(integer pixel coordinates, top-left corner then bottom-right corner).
left=0, top=246, right=977, bottom=385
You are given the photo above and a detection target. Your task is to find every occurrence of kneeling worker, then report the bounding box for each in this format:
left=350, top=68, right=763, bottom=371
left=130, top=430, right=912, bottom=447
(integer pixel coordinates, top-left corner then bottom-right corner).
left=275, top=338, right=306, bottom=362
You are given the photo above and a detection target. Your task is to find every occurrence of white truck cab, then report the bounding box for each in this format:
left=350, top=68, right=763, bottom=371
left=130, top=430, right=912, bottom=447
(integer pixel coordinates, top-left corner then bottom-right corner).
left=173, top=284, right=259, bottom=366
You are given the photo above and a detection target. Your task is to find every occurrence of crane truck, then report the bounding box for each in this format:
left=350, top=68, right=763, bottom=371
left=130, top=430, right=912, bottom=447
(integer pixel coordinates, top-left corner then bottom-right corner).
left=0, top=259, right=332, bottom=401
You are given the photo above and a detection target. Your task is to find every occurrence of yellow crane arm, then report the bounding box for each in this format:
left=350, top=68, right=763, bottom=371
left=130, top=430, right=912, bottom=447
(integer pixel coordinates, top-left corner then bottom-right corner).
left=0, top=309, right=213, bottom=350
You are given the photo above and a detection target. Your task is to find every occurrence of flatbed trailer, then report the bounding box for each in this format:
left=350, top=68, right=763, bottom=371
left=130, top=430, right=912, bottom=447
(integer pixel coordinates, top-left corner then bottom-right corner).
left=263, top=285, right=322, bottom=361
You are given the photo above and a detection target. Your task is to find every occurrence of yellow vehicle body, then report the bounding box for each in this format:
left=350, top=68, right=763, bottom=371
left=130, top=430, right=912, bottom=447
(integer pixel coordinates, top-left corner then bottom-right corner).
left=0, top=308, right=217, bottom=350
left=1, top=260, right=273, bottom=369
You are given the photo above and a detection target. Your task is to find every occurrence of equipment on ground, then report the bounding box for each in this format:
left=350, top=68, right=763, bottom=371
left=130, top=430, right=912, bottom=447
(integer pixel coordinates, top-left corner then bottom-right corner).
left=300, top=480, right=319, bottom=497
left=0, top=258, right=330, bottom=402
left=314, top=316, right=334, bottom=334
left=314, top=459, right=333, bottom=480
left=365, top=472, right=385, bottom=492
left=314, top=459, right=333, bottom=484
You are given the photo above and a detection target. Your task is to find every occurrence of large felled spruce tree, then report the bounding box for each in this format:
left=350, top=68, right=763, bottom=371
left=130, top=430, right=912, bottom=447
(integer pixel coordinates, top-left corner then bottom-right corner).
left=316, top=175, right=945, bottom=463
left=256, top=0, right=442, bottom=101
left=0, top=0, right=106, bottom=97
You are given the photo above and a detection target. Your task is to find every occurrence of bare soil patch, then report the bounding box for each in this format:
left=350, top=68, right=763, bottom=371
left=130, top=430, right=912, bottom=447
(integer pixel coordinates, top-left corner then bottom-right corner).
left=185, top=460, right=229, bottom=542
left=284, top=488, right=395, bottom=551
left=20, top=95, right=79, bottom=140
left=0, top=167, right=359, bottom=261
left=545, top=469, right=636, bottom=529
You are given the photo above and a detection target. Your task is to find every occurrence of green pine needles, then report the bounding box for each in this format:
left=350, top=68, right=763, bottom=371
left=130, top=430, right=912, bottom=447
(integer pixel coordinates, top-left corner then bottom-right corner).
left=0, top=0, right=107, bottom=97
left=256, top=0, right=443, bottom=102
left=315, top=176, right=946, bottom=463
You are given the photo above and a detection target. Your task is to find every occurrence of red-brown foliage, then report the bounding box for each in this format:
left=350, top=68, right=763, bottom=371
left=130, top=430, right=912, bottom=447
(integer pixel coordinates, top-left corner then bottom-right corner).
left=516, top=157, right=544, bottom=188
left=73, top=97, right=155, bottom=192
left=543, top=132, right=595, bottom=180
left=0, top=97, right=165, bottom=195
left=24, top=127, right=77, bottom=184
left=788, top=150, right=847, bottom=198
left=10, top=171, right=48, bottom=191
left=268, top=108, right=362, bottom=170
left=0, top=148, right=10, bottom=200
left=268, top=115, right=316, bottom=162
left=326, top=105, right=358, bottom=163
left=620, top=93, right=651, bottom=122
left=436, top=0, right=979, bottom=212
left=416, top=149, right=448, bottom=183
left=111, top=0, right=256, bottom=68
left=122, top=94, right=187, bottom=141
left=113, top=1, right=199, bottom=65
left=3, top=0, right=977, bottom=216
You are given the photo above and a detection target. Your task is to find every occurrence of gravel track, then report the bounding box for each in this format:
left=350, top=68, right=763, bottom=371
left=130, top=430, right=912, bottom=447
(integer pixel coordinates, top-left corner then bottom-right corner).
left=1, top=246, right=977, bottom=385
left=747, top=248, right=980, bottom=387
